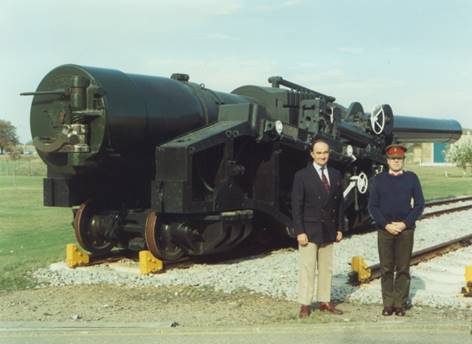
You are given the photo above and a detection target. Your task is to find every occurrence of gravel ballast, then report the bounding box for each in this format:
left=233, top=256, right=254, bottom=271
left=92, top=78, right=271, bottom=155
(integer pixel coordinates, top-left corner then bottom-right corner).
left=32, top=210, right=472, bottom=309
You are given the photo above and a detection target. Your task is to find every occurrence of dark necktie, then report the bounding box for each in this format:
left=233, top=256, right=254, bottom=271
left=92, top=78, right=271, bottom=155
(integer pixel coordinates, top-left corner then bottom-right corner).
left=321, top=167, right=330, bottom=193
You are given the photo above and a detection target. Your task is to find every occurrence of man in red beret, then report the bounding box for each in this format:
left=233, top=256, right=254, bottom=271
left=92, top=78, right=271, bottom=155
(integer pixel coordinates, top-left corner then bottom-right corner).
left=367, top=144, right=424, bottom=316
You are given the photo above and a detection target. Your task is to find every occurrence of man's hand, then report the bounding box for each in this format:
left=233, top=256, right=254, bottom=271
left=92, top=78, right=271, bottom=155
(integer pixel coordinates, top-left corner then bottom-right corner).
left=297, top=233, right=309, bottom=246
left=336, top=231, right=343, bottom=242
left=391, top=222, right=407, bottom=232
left=385, top=223, right=401, bottom=235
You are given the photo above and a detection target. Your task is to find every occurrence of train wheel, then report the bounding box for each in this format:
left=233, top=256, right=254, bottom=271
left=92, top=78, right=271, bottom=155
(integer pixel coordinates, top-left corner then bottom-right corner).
left=144, top=211, right=185, bottom=262
left=73, top=201, right=114, bottom=255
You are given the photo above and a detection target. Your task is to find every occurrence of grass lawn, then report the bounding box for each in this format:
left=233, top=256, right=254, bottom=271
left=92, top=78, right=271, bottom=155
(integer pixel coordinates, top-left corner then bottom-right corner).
left=0, top=164, right=471, bottom=291
left=0, top=176, right=72, bottom=290
left=408, top=164, right=472, bottom=199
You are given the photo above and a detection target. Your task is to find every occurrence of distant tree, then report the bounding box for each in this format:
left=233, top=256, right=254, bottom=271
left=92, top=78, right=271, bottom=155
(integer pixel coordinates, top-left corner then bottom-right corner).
left=0, top=119, right=19, bottom=154
left=446, top=138, right=472, bottom=172
left=6, top=145, right=23, bottom=160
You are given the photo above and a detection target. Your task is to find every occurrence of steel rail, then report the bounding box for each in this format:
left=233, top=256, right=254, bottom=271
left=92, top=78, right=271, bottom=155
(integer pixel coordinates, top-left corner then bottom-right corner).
left=424, top=195, right=472, bottom=208
left=422, top=204, right=472, bottom=219
left=350, top=199, right=472, bottom=235
left=349, top=233, right=472, bottom=285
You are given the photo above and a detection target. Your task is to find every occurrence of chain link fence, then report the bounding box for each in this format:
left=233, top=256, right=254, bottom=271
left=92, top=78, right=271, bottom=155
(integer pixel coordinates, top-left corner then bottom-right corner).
left=0, top=156, right=46, bottom=176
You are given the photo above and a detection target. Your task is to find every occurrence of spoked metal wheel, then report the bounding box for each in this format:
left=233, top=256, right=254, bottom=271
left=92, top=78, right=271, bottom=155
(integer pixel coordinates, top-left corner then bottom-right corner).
left=370, top=106, right=386, bottom=135
left=356, top=172, right=369, bottom=194
left=144, top=211, right=185, bottom=262
left=73, top=201, right=114, bottom=255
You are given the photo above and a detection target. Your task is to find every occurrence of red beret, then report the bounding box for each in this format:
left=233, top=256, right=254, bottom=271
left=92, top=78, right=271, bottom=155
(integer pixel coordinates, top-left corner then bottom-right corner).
left=385, top=144, right=407, bottom=158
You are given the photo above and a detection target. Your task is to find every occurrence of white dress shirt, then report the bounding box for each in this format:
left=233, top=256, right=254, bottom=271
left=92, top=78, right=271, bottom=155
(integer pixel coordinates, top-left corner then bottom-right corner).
left=312, top=162, right=330, bottom=185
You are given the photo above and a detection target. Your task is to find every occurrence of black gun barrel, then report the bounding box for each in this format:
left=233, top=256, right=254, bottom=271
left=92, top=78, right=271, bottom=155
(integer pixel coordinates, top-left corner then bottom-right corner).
left=393, top=115, right=462, bottom=143
left=27, top=64, right=249, bottom=163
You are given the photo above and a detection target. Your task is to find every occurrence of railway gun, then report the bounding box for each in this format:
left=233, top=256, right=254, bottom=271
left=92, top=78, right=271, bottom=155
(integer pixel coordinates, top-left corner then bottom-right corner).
left=22, top=65, right=462, bottom=261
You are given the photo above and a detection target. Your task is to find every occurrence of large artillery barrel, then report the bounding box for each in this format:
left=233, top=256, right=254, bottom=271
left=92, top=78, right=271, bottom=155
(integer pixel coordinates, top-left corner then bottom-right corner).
left=24, top=65, right=249, bottom=172
left=393, top=115, right=462, bottom=143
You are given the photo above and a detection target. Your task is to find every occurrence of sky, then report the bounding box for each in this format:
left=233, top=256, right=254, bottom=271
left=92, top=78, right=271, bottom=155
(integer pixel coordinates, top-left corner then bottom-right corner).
left=1, top=0, right=471, bottom=143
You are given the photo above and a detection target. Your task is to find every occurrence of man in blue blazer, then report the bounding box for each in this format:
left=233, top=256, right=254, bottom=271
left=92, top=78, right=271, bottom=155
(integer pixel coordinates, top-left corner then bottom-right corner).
left=291, top=138, right=344, bottom=318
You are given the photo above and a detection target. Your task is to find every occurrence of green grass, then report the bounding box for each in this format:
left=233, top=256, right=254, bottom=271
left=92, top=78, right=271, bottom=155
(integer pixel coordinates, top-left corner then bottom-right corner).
left=0, top=156, right=46, bottom=176
left=0, top=176, right=72, bottom=290
left=408, top=164, right=472, bottom=200
left=1, top=164, right=472, bottom=291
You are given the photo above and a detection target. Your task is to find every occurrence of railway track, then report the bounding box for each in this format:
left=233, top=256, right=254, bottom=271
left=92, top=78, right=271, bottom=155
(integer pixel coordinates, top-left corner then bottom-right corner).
left=422, top=204, right=472, bottom=219
left=424, top=195, right=472, bottom=207
left=85, top=195, right=472, bottom=270
left=347, top=196, right=472, bottom=285
left=85, top=231, right=281, bottom=270
left=422, top=195, right=472, bottom=218
left=349, top=232, right=472, bottom=285
left=349, top=195, right=472, bottom=235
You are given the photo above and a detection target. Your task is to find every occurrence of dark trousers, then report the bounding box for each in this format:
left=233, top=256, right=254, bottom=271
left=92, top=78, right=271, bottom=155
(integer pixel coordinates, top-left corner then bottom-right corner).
left=377, top=229, right=414, bottom=308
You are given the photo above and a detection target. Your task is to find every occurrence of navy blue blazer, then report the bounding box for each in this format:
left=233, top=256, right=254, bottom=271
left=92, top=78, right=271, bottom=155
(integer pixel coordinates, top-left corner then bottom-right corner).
left=291, top=164, right=344, bottom=244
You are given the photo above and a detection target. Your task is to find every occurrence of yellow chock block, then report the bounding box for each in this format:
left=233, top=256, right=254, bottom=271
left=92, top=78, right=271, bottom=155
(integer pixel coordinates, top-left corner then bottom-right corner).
left=462, top=266, right=472, bottom=297
left=351, top=256, right=371, bottom=283
left=466, top=266, right=472, bottom=282
left=139, top=250, right=164, bottom=275
left=66, top=244, right=90, bottom=268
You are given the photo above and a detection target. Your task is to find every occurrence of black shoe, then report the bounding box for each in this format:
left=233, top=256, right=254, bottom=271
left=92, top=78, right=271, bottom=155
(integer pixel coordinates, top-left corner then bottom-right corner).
left=382, top=307, right=394, bottom=316
left=394, top=307, right=406, bottom=316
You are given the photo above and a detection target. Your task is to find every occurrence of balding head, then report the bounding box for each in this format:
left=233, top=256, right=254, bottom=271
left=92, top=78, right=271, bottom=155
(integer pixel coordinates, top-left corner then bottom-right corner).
left=310, top=140, right=330, bottom=167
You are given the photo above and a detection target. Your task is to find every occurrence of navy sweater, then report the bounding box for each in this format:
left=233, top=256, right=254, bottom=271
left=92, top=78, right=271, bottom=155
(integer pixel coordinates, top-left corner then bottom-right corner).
left=367, top=171, right=425, bottom=229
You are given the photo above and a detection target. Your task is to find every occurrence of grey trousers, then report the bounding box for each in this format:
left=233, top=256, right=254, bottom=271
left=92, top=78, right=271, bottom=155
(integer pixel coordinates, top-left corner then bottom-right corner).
left=378, top=229, right=414, bottom=308
left=298, top=242, right=333, bottom=305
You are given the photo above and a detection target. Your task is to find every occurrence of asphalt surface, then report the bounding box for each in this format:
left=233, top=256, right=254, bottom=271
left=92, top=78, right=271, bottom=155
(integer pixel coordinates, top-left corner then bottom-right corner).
left=1, top=321, right=471, bottom=344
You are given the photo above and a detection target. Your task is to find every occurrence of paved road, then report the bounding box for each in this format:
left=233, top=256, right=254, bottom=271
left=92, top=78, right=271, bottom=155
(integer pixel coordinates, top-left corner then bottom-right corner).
left=0, top=321, right=470, bottom=344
